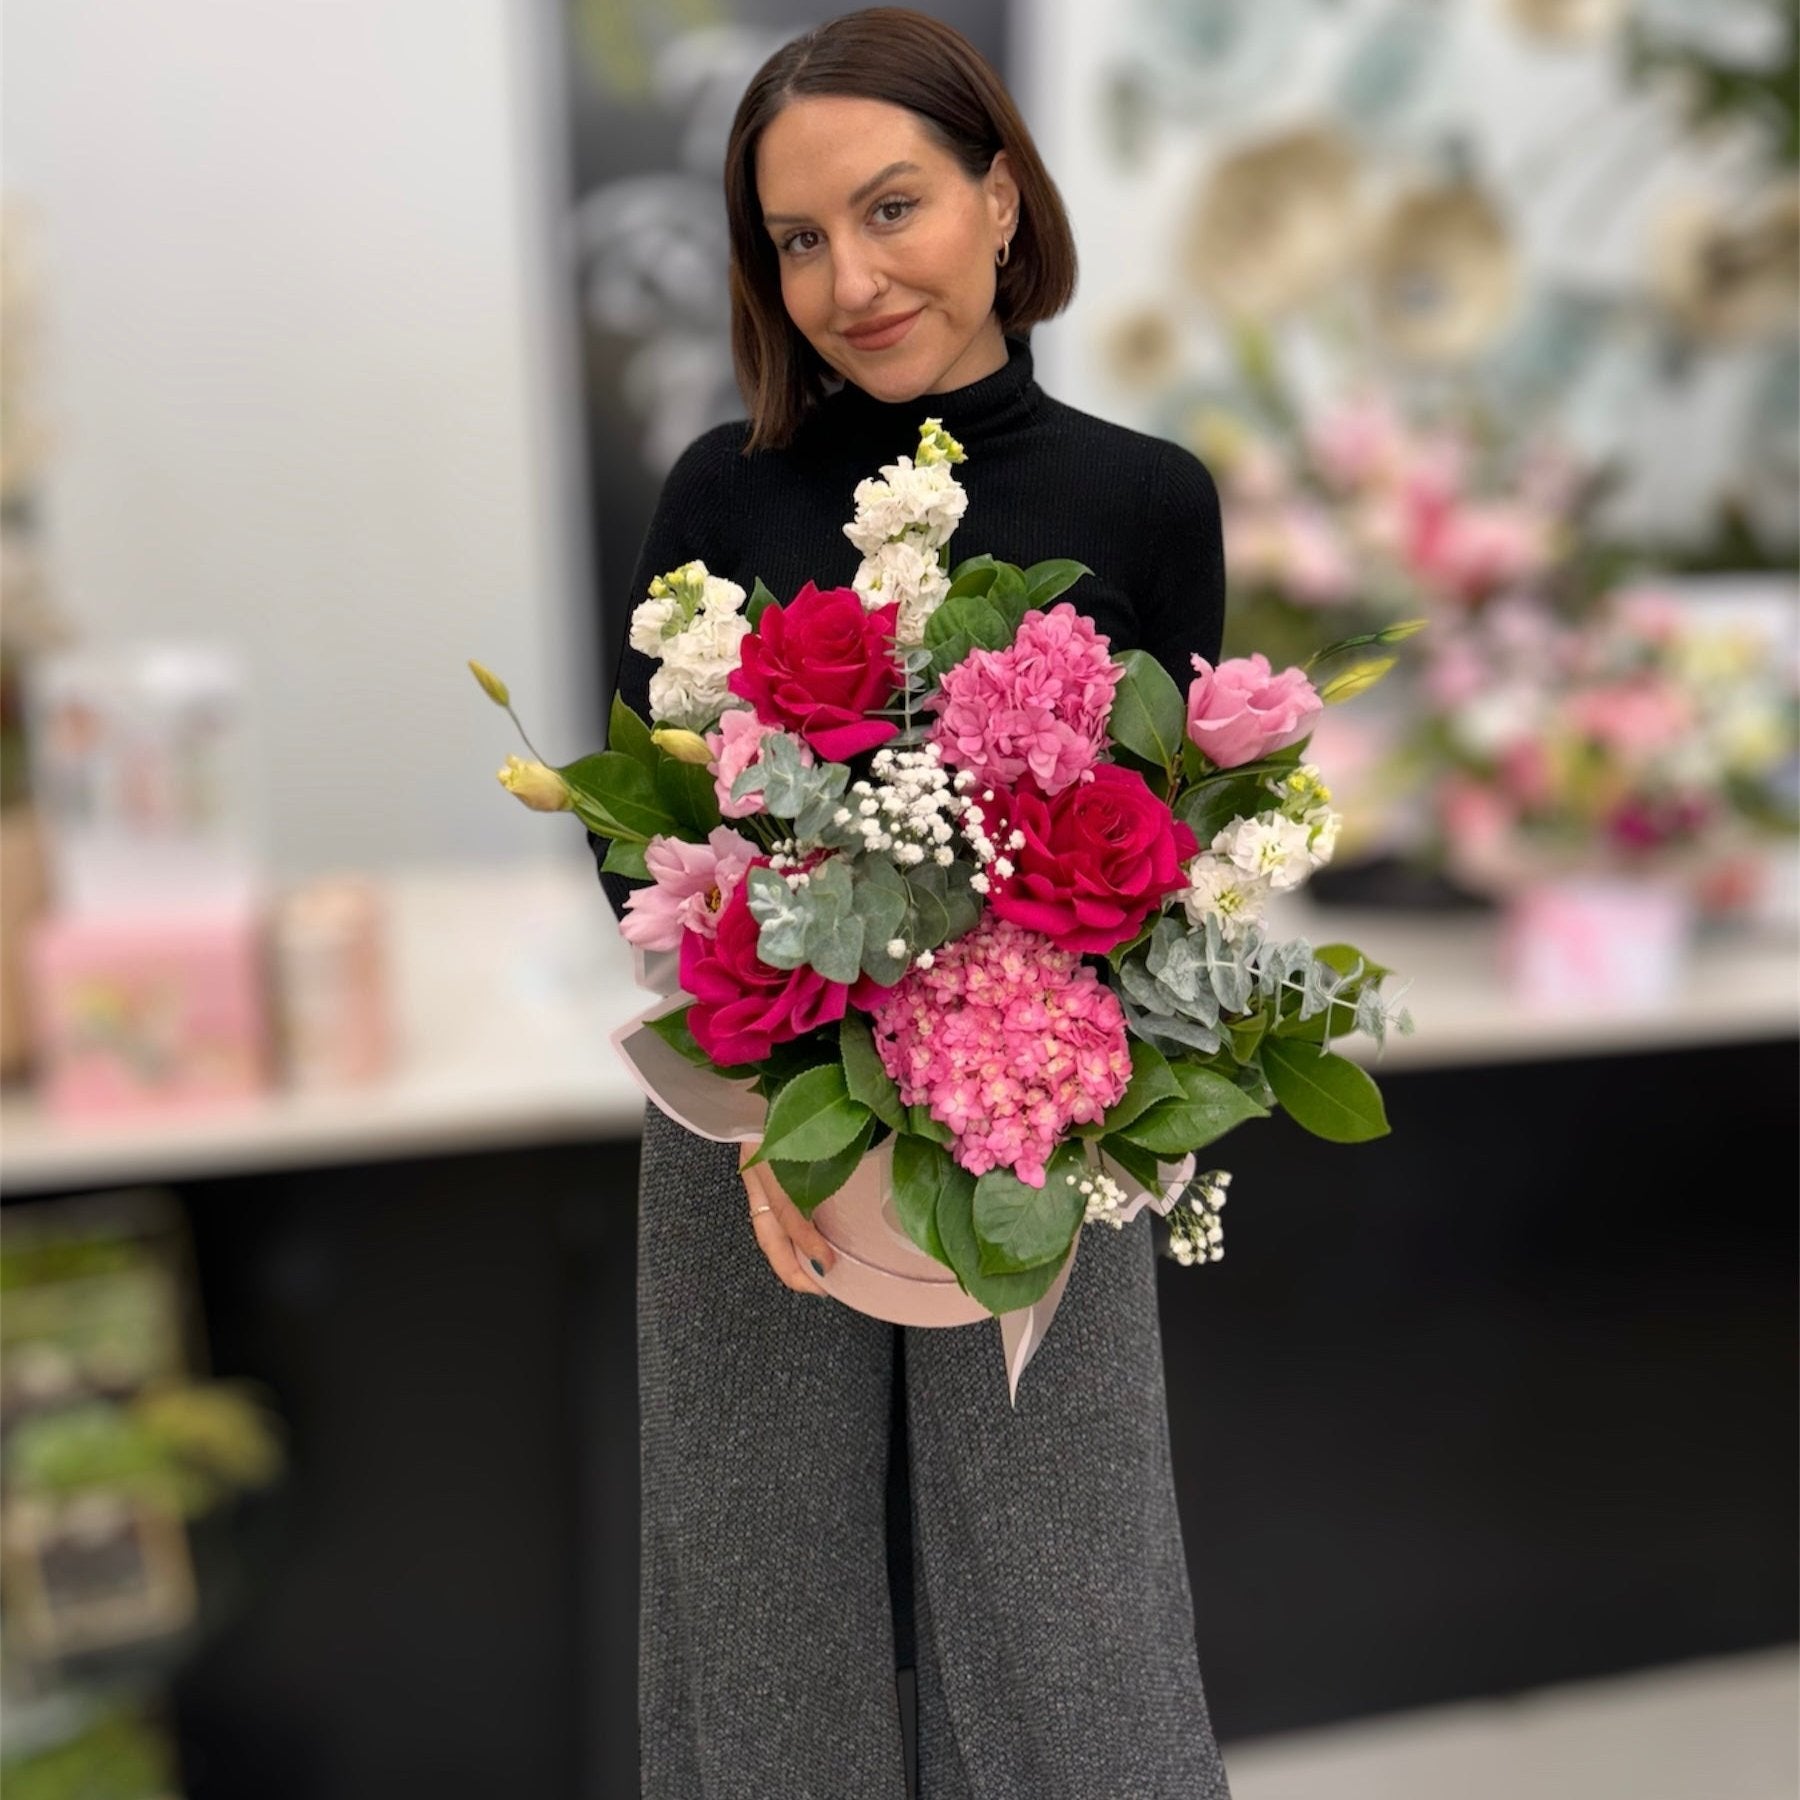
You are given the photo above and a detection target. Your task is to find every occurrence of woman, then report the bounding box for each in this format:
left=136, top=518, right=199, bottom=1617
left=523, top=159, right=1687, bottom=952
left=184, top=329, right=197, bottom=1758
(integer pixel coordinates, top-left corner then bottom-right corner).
left=595, top=11, right=1232, bottom=1796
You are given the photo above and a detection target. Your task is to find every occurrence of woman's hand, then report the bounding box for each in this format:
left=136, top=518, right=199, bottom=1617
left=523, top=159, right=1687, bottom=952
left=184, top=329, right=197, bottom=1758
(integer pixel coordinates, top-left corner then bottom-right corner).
left=740, top=1141, right=837, bottom=1295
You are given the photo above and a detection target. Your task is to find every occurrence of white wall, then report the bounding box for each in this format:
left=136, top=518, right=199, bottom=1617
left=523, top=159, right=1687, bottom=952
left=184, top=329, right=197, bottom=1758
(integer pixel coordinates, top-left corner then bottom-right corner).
left=2, top=0, right=594, bottom=876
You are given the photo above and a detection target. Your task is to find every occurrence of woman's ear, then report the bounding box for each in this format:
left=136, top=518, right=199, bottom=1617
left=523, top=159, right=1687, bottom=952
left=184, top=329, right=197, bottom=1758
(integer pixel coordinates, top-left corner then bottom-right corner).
left=986, top=149, right=1020, bottom=237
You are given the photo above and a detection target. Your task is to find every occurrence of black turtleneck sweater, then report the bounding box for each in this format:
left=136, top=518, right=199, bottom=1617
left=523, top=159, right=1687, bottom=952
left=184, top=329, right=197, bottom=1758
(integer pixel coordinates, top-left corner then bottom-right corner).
left=593, top=330, right=1226, bottom=918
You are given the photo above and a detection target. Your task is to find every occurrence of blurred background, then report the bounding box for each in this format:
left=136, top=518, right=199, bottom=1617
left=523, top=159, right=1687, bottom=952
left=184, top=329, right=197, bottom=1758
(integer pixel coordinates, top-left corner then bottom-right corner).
left=0, top=2, right=1795, bottom=1796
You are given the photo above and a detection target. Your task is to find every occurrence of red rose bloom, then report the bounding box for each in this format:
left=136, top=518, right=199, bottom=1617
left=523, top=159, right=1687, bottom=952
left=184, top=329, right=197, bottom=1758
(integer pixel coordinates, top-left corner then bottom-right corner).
left=986, top=764, right=1198, bottom=955
left=680, top=869, right=852, bottom=1066
left=727, top=580, right=902, bottom=762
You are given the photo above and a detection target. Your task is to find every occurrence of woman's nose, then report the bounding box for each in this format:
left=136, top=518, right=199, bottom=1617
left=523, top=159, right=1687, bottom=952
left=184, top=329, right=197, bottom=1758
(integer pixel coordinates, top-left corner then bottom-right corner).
left=832, top=244, right=886, bottom=313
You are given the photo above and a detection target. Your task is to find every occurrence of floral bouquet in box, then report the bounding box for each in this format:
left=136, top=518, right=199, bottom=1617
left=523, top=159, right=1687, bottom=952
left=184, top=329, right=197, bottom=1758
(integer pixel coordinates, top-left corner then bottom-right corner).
left=475, top=420, right=1414, bottom=1403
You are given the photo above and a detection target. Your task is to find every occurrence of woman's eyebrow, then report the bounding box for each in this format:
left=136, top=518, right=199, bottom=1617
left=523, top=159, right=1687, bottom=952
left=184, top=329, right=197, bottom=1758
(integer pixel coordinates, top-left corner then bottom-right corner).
left=763, top=160, right=923, bottom=227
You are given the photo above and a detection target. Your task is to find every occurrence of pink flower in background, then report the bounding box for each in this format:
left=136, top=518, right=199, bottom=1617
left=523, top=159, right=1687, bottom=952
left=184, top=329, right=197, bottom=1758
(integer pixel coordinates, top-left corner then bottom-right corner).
left=619, top=826, right=757, bottom=952
left=1186, top=653, right=1323, bottom=769
left=867, top=915, right=1132, bottom=1188
left=1305, top=391, right=1409, bottom=492
left=927, top=603, right=1122, bottom=796
left=1276, top=502, right=1356, bottom=606
left=706, top=710, right=811, bottom=818
left=1562, top=679, right=1693, bottom=758
left=1407, top=497, right=1551, bottom=606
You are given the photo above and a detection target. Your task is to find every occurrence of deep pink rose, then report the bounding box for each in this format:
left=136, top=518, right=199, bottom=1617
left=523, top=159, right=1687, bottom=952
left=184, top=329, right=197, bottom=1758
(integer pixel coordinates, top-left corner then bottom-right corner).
left=727, top=580, right=901, bottom=762
left=679, top=868, right=852, bottom=1066
left=1186, top=653, right=1322, bottom=769
left=986, top=764, right=1198, bottom=955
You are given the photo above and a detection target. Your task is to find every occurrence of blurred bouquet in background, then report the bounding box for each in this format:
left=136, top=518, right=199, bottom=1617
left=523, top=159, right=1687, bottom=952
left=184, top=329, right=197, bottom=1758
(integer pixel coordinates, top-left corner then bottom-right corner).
left=1417, top=586, right=1799, bottom=908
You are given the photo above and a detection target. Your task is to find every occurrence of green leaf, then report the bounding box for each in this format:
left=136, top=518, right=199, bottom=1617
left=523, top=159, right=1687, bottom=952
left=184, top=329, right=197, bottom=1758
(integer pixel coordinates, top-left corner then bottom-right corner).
left=1176, top=773, right=1273, bottom=847
left=906, top=1104, right=952, bottom=1145
left=935, top=1164, right=1070, bottom=1314
left=1261, top=1038, right=1390, bottom=1143
left=643, top=1005, right=713, bottom=1069
left=1081, top=1038, right=1184, bottom=1138
left=839, top=1012, right=905, bottom=1131
left=1226, top=1010, right=1269, bottom=1064
left=947, top=554, right=998, bottom=593
left=770, top=1114, right=875, bottom=1216
left=655, top=756, right=723, bottom=836
left=607, top=695, right=657, bottom=769
left=972, top=1143, right=1088, bottom=1275
left=559, top=752, right=677, bottom=842
left=600, top=837, right=650, bottom=881
left=1316, top=942, right=1391, bottom=983
left=748, top=1065, right=872, bottom=1166
left=746, top=578, right=778, bottom=628
left=924, top=594, right=1010, bottom=676
left=890, top=1134, right=957, bottom=1266
left=1108, top=650, right=1187, bottom=772
left=1022, top=558, right=1092, bottom=609
left=1318, top=657, right=1397, bottom=705
left=1098, top=1133, right=1164, bottom=1193
left=1117, top=1063, right=1268, bottom=1155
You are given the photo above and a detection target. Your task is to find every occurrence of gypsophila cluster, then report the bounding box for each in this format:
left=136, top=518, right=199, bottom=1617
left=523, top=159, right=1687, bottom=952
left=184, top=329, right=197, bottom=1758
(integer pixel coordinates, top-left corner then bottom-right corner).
left=958, top=783, right=1024, bottom=896
left=1165, top=1171, right=1231, bottom=1265
left=628, top=560, right=751, bottom=732
left=837, top=741, right=973, bottom=869
left=1077, top=1167, right=1134, bottom=1230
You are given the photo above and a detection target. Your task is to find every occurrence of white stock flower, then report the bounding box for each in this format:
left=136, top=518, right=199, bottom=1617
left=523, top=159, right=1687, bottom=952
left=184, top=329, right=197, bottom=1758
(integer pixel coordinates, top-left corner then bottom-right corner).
left=1181, top=856, right=1270, bottom=939
left=1303, top=805, right=1342, bottom=868
left=1212, top=813, right=1318, bottom=892
left=628, top=594, right=678, bottom=656
left=646, top=609, right=750, bottom=730
left=853, top=537, right=951, bottom=646
left=843, top=458, right=969, bottom=557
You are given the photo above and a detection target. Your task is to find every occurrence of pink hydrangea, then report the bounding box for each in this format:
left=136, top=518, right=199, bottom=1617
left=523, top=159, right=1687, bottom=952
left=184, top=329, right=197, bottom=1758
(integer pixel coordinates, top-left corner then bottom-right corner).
left=619, top=826, right=757, bottom=952
left=926, top=603, right=1123, bottom=797
left=705, top=709, right=811, bottom=819
left=866, top=915, right=1132, bottom=1188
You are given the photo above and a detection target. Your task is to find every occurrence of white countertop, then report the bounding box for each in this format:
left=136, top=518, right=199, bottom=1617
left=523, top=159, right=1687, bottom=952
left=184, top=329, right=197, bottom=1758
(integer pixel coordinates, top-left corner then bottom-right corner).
left=1, top=859, right=1793, bottom=1196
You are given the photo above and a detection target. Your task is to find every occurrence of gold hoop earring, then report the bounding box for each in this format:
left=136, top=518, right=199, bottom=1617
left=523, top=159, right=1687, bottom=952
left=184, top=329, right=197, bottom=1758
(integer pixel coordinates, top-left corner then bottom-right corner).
left=996, top=236, right=1011, bottom=268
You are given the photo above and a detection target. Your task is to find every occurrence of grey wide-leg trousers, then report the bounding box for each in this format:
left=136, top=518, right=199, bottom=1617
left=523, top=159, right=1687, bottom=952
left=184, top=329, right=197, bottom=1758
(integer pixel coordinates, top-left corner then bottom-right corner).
left=637, top=1103, right=1233, bottom=1799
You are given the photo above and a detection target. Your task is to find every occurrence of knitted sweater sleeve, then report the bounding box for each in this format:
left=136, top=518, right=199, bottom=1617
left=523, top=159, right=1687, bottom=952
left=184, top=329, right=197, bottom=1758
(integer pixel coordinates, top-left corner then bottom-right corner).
left=1137, top=441, right=1228, bottom=690
left=591, top=424, right=741, bottom=921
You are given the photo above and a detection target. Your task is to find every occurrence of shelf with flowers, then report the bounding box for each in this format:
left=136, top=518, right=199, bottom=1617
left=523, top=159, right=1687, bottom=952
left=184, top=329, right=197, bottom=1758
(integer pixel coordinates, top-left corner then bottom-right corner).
left=472, top=419, right=1415, bottom=1404
left=1403, top=584, right=1799, bottom=1009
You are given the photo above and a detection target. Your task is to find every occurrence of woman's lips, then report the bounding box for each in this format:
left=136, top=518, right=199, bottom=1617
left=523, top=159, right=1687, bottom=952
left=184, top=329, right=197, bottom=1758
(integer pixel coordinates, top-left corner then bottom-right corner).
left=844, top=308, right=922, bottom=351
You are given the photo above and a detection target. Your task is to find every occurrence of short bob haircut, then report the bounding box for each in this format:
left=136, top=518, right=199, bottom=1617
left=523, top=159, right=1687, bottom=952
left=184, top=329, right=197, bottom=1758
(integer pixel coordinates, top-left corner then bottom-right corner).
left=724, top=7, right=1077, bottom=453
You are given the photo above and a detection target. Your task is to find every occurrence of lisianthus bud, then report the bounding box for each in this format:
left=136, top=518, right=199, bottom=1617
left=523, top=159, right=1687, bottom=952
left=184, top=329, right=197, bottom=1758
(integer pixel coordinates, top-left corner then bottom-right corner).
left=497, top=755, right=571, bottom=812
left=651, top=727, right=713, bottom=765
left=469, top=660, right=510, bottom=706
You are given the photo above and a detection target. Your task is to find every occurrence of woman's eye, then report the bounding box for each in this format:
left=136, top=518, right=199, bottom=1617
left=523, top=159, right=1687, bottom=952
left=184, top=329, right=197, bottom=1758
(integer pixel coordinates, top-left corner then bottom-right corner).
left=875, top=198, right=915, bottom=225
left=779, top=198, right=915, bottom=257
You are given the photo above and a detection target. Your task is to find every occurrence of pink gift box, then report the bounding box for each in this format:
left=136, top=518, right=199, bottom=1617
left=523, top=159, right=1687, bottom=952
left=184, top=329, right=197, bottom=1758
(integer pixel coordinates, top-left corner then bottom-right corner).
left=25, top=906, right=273, bottom=1120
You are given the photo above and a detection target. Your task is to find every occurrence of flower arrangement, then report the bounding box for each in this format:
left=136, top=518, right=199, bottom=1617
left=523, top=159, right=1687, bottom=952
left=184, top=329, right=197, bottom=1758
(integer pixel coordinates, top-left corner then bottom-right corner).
left=474, top=419, right=1414, bottom=1391
left=1416, top=586, right=1799, bottom=896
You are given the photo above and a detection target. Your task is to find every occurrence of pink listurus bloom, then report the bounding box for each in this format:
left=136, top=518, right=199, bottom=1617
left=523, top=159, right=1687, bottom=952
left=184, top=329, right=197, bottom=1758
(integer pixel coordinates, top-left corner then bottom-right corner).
left=1186, top=653, right=1322, bottom=770
left=867, top=915, right=1132, bottom=1188
left=619, top=827, right=757, bottom=952
left=926, top=603, right=1122, bottom=796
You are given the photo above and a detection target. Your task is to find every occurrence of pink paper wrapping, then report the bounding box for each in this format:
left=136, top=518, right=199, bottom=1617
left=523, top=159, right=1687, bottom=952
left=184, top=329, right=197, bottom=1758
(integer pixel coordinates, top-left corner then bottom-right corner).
left=611, top=949, right=1193, bottom=1406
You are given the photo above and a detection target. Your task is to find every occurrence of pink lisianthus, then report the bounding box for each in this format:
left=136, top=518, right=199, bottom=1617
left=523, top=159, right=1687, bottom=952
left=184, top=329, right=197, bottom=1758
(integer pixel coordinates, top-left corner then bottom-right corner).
left=867, top=915, right=1132, bottom=1188
left=986, top=763, right=1197, bottom=955
left=926, top=603, right=1122, bottom=796
left=680, top=865, right=856, bottom=1066
left=1186, top=653, right=1322, bottom=769
left=705, top=710, right=811, bottom=818
left=1562, top=678, right=1693, bottom=759
left=619, top=826, right=757, bottom=952
left=727, top=580, right=902, bottom=762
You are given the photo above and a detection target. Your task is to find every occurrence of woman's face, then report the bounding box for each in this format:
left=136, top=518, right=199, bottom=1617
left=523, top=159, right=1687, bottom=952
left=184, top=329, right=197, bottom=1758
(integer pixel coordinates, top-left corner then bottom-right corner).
left=755, top=94, right=1020, bottom=401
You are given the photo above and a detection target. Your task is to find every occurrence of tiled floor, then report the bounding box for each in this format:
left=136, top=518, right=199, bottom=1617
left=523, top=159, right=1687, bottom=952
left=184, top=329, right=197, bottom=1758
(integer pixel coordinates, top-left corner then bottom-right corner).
left=1224, top=1646, right=1799, bottom=1800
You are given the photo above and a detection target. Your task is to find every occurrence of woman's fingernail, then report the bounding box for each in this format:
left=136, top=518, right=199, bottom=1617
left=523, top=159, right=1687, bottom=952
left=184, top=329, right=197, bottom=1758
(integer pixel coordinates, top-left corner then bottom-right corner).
left=809, top=1257, right=826, bottom=1278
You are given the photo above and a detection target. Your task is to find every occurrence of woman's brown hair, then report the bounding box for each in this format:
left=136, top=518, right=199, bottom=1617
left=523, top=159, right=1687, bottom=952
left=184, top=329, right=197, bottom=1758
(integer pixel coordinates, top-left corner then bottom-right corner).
left=723, top=7, right=1077, bottom=453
